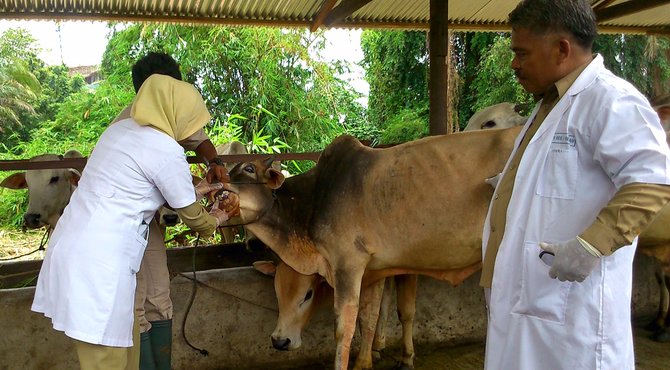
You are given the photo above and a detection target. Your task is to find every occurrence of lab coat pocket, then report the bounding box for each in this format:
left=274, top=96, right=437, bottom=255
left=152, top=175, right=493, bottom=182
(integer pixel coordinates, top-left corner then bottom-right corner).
left=128, top=230, right=148, bottom=274
left=536, top=143, right=578, bottom=199
left=511, top=241, right=571, bottom=323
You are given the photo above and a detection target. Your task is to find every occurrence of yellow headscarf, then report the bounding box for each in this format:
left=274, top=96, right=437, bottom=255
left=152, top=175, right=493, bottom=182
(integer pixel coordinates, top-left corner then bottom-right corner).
left=131, top=74, right=211, bottom=141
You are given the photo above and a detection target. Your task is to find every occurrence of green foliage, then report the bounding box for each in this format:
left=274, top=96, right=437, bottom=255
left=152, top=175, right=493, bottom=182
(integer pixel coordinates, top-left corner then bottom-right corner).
left=594, top=34, right=670, bottom=97
left=100, top=24, right=366, bottom=153
left=451, top=32, right=499, bottom=127
left=470, top=36, right=534, bottom=119
left=361, top=30, right=428, bottom=136
left=380, top=106, right=429, bottom=144
left=0, top=27, right=87, bottom=149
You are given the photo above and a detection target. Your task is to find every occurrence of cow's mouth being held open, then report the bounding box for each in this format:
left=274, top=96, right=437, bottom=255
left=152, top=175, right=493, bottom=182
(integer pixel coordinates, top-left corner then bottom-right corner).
left=213, top=157, right=285, bottom=227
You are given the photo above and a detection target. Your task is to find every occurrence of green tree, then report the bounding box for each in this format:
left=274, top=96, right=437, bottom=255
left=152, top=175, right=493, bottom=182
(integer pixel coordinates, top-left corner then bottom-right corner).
left=360, top=30, right=429, bottom=142
left=469, top=36, right=533, bottom=118
left=0, top=29, right=42, bottom=145
left=100, top=24, right=366, bottom=154
left=451, top=32, right=499, bottom=128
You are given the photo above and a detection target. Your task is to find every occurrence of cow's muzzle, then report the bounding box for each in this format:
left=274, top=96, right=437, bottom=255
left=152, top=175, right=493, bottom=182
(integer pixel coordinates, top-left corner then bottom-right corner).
left=271, top=336, right=291, bottom=351
left=23, top=213, right=43, bottom=229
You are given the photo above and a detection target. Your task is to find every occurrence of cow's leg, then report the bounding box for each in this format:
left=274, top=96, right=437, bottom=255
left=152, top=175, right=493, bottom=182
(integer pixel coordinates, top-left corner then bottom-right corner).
left=333, top=267, right=366, bottom=370
left=651, top=274, right=670, bottom=343
left=394, top=274, right=417, bottom=370
left=647, top=265, right=667, bottom=332
left=353, top=279, right=385, bottom=370
left=372, top=277, right=393, bottom=357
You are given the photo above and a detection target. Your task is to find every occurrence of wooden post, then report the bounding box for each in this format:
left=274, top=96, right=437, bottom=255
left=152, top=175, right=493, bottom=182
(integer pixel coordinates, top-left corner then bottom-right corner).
left=429, top=0, right=448, bottom=135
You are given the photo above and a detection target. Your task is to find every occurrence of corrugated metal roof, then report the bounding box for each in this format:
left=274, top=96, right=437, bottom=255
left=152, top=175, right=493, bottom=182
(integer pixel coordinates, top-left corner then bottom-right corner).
left=0, top=0, right=667, bottom=34
left=448, top=0, right=670, bottom=34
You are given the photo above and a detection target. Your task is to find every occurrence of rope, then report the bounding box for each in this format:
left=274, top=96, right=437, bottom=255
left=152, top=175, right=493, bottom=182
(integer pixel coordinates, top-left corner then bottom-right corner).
left=181, top=234, right=209, bottom=357
left=0, top=228, right=49, bottom=261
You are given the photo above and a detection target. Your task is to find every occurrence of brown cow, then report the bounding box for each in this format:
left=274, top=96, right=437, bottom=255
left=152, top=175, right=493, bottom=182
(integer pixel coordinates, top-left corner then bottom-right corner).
left=253, top=260, right=418, bottom=369
left=221, top=126, right=522, bottom=370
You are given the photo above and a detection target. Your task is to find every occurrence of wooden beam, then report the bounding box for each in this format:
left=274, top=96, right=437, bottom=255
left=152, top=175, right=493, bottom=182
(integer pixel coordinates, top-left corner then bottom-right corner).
left=0, top=243, right=275, bottom=288
left=324, top=0, right=372, bottom=28
left=595, top=0, right=670, bottom=22
left=429, top=0, right=448, bottom=135
left=310, top=0, right=338, bottom=32
left=0, top=152, right=321, bottom=172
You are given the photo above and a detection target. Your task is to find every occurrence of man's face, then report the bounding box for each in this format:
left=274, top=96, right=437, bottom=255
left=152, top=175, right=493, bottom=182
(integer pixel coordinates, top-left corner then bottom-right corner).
left=510, top=27, right=563, bottom=95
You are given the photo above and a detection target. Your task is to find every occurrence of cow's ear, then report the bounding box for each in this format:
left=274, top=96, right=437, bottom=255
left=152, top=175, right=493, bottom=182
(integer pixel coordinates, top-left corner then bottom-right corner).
left=68, top=169, right=81, bottom=187
left=252, top=260, right=276, bottom=277
left=1, top=172, right=27, bottom=189
left=265, top=168, right=285, bottom=190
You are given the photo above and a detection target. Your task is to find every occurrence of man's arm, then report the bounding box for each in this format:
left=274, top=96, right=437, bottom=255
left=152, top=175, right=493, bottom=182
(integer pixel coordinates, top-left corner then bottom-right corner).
left=178, top=129, right=228, bottom=183
left=194, top=139, right=228, bottom=183
left=579, top=183, right=670, bottom=255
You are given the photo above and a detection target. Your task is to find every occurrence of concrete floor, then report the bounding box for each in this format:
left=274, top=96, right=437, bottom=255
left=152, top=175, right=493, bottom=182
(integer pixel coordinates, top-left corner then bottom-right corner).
left=287, top=318, right=670, bottom=370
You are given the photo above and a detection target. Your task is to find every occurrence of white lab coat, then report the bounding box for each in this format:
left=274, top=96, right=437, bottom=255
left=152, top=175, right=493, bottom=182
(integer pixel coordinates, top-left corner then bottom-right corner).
left=483, top=55, right=670, bottom=370
left=32, top=119, right=196, bottom=347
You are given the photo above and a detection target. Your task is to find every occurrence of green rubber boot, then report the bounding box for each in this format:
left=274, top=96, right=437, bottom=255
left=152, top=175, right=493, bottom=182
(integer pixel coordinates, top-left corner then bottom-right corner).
left=140, top=330, right=157, bottom=370
left=148, top=320, right=173, bottom=370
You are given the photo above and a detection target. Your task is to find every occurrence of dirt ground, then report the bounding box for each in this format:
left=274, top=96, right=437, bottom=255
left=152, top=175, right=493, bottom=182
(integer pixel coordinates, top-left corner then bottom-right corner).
left=286, top=317, right=670, bottom=370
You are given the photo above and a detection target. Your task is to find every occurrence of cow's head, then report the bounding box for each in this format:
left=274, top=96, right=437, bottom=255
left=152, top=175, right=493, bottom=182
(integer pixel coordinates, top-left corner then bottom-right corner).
left=463, top=102, right=528, bottom=131
left=0, top=151, right=82, bottom=229
left=253, top=260, right=331, bottom=351
left=223, top=157, right=285, bottom=225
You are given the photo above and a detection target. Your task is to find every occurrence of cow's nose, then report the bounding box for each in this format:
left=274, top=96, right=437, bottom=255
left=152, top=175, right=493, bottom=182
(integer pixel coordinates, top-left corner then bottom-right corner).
left=24, top=213, right=42, bottom=228
left=163, top=214, right=179, bottom=227
left=271, top=337, right=291, bottom=351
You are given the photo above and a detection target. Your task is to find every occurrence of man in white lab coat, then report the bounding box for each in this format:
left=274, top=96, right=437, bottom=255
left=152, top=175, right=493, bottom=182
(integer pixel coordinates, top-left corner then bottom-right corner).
left=481, top=1, right=670, bottom=369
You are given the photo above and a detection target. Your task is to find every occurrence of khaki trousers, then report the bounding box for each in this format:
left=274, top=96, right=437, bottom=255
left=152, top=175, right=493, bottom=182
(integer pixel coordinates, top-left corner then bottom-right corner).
left=74, top=309, right=140, bottom=370
left=134, top=217, right=173, bottom=333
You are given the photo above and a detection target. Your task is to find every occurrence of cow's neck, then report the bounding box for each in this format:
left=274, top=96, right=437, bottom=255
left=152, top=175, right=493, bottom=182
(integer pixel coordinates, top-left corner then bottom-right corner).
left=248, top=173, right=330, bottom=280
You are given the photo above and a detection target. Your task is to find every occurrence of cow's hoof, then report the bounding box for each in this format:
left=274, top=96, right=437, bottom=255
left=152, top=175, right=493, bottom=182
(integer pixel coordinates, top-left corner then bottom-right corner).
left=392, top=362, right=413, bottom=370
left=651, top=329, right=670, bottom=343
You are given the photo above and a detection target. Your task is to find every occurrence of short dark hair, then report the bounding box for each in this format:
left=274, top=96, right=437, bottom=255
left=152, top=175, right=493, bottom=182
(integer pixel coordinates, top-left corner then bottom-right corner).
left=509, top=0, right=598, bottom=50
left=131, top=52, right=182, bottom=93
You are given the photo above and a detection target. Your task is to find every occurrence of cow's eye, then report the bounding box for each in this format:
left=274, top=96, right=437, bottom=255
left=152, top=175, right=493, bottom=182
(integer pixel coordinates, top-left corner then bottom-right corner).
left=481, top=120, right=496, bottom=129
left=244, top=165, right=255, bottom=174
left=303, top=289, right=313, bottom=302
left=49, top=176, right=59, bottom=184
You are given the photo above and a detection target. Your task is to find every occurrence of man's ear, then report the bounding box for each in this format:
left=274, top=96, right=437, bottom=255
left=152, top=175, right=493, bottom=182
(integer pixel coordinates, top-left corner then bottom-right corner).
left=265, top=167, right=285, bottom=190
left=557, top=38, right=572, bottom=64
left=1, top=172, right=27, bottom=189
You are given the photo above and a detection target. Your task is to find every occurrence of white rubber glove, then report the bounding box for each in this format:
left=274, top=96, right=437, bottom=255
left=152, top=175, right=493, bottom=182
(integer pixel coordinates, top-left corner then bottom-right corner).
left=539, top=237, right=600, bottom=282
left=209, top=200, right=230, bottom=227
left=195, top=180, right=224, bottom=201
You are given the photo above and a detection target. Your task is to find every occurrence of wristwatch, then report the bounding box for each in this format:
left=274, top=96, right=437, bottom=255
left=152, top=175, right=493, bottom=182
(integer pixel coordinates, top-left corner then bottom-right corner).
left=208, top=157, right=225, bottom=168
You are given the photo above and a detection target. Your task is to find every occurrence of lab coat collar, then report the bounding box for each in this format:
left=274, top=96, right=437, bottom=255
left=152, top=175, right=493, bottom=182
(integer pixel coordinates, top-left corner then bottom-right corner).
left=525, top=55, right=604, bottom=146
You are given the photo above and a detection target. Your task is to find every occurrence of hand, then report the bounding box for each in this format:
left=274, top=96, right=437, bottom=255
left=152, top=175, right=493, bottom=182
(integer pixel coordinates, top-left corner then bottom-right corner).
left=195, top=180, right=224, bottom=201
left=539, top=238, right=600, bottom=282
left=206, top=163, right=230, bottom=183
left=209, top=201, right=229, bottom=227
left=217, top=191, right=240, bottom=217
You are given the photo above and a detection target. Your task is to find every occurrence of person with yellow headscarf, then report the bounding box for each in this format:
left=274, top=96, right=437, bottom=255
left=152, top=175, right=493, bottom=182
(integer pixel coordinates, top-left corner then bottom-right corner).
left=31, top=74, right=232, bottom=370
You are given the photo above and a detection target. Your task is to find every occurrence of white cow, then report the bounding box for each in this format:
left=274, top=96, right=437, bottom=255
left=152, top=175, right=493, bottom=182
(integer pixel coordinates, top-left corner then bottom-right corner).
left=463, top=102, right=527, bottom=131
left=1, top=150, right=83, bottom=230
